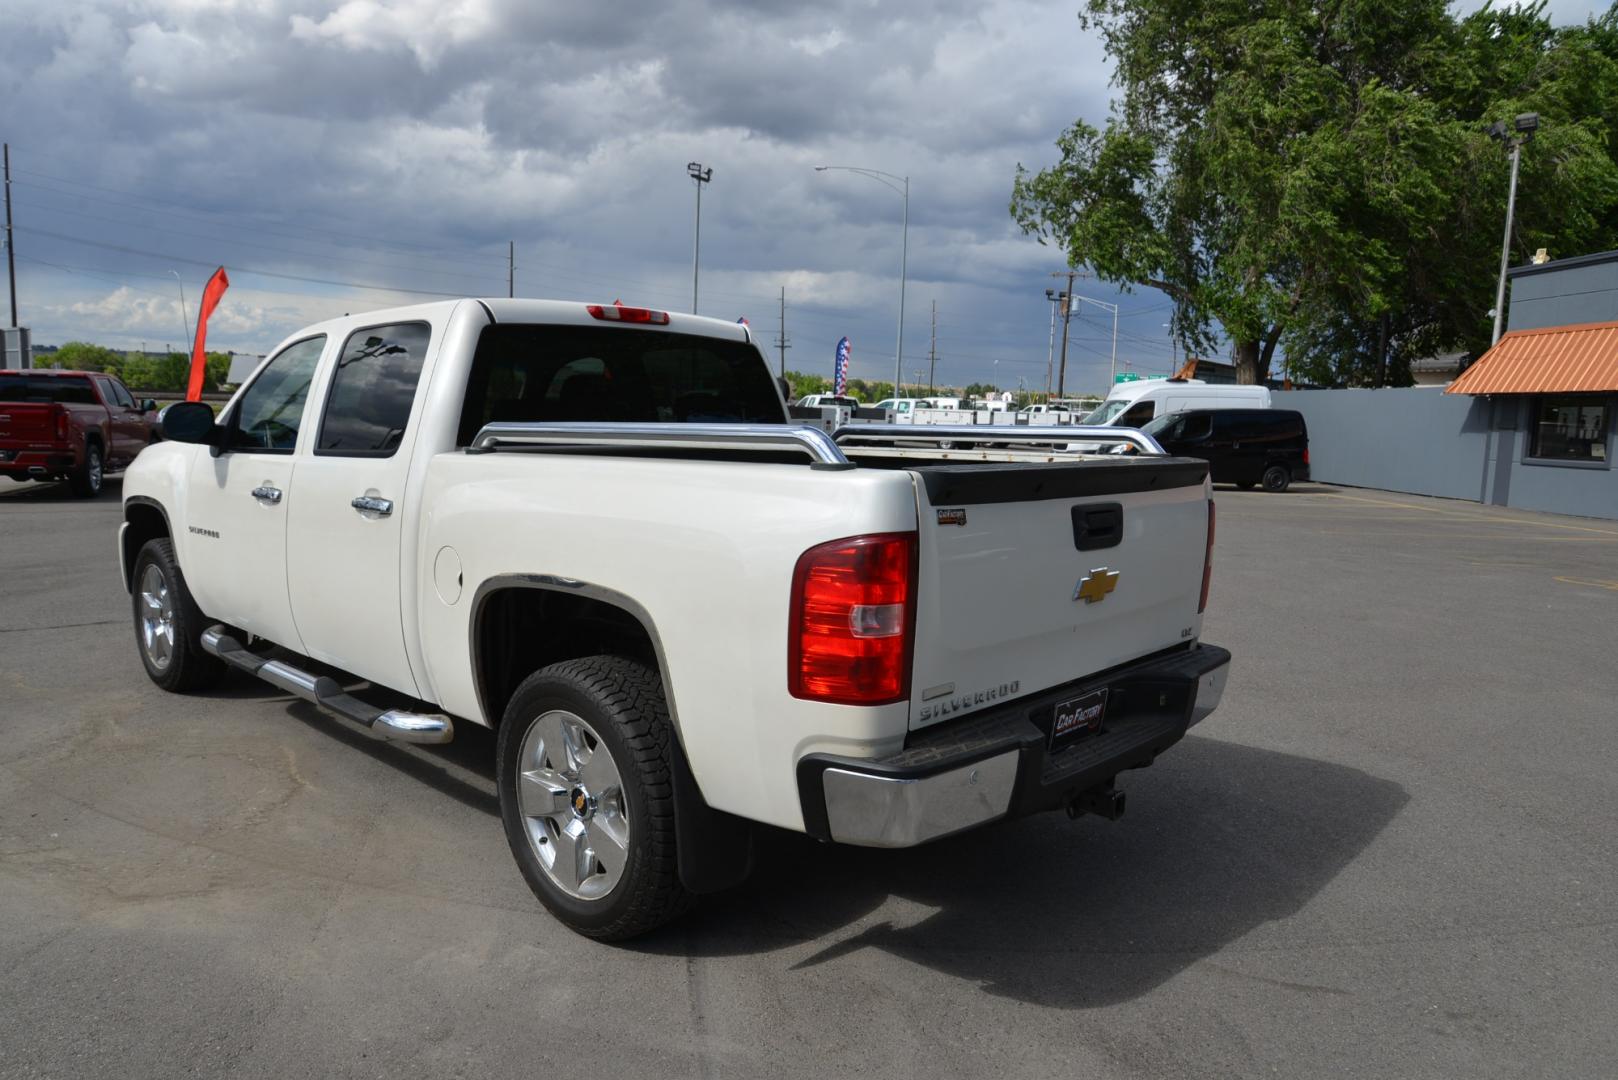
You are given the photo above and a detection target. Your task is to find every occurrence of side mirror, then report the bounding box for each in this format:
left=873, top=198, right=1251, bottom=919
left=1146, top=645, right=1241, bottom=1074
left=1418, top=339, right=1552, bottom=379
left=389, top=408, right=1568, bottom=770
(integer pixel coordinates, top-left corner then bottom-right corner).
left=161, top=401, right=219, bottom=445
left=140, top=398, right=158, bottom=414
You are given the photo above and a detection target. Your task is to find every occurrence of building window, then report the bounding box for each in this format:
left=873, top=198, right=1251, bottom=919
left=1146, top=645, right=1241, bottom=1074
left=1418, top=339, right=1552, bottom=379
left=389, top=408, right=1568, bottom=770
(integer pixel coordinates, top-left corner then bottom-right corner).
left=1528, top=395, right=1608, bottom=462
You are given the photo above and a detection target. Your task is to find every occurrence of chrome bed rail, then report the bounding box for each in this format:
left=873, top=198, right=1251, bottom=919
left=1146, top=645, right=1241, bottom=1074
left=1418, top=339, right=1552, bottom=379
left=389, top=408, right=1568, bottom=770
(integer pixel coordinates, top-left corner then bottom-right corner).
left=468, top=421, right=855, bottom=469
left=831, top=424, right=1168, bottom=455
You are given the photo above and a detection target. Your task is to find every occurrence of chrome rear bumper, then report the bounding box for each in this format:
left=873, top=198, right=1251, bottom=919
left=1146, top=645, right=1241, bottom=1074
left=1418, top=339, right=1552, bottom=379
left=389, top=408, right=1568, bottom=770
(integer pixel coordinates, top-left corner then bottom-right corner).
left=800, top=644, right=1231, bottom=848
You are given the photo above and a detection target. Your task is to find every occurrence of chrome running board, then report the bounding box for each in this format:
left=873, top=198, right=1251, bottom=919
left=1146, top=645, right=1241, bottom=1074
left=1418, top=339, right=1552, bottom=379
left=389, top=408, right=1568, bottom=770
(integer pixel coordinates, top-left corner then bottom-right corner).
left=201, top=625, right=453, bottom=745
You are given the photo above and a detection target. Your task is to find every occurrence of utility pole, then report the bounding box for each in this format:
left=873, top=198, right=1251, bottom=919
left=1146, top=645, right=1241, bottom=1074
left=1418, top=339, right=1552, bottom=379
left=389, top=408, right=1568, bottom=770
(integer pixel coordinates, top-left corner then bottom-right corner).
left=508, top=241, right=514, bottom=298
left=4, top=143, right=16, bottom=327
left=928, top=300, right=937, bottom=394
left=687, top=162, right=713, bottom=314
left=775, top=285, right=790, bottom=377
left=1050, top=269, right=1086, bottom=398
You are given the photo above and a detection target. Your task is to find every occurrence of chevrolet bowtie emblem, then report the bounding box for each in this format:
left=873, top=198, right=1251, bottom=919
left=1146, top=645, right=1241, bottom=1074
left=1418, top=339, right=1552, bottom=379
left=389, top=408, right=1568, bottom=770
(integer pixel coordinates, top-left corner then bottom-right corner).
left=1074, top=568, right=1120, bottom=604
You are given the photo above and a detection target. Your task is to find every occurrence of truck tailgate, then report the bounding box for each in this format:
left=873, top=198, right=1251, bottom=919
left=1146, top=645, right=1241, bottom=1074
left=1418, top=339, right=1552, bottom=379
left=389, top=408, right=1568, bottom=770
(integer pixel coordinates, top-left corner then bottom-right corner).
left=0, top=403, right=61, bottom=446
left=906, top=457, right=1210, bottom=730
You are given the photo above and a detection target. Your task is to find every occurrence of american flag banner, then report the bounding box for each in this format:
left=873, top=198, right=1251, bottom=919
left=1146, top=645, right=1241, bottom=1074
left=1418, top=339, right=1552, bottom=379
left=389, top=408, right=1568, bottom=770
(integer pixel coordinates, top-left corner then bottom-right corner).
left=834, top=336, right=850, bottom=397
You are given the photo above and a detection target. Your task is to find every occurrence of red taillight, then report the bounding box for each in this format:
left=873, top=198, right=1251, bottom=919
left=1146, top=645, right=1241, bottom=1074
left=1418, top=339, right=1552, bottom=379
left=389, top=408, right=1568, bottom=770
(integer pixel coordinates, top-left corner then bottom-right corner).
left=789, top=532, right=917, bottom=706
left=586, top=302, right=670, bottom=325
left=1198, top=501, right=1216, bottom=614
left=1302, top=447, right=1310, bottom=465
left=53, top=404, right=69, bottom=442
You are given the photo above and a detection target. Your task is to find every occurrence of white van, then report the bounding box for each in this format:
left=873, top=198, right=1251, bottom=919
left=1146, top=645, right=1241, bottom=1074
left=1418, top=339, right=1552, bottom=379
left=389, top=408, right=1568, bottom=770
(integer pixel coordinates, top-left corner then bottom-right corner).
left=1068, top=378, right=1270, bottom=451
left=1084, top=379, right=1270, bottom=428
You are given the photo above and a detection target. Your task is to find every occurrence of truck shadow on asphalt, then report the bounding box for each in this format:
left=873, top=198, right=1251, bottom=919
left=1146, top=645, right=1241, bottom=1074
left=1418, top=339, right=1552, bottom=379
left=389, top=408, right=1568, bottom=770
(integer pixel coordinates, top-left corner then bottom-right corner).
left=647, top=735, right=1408, bottom=1010
left=203, top=671, right=1406, bottom=1010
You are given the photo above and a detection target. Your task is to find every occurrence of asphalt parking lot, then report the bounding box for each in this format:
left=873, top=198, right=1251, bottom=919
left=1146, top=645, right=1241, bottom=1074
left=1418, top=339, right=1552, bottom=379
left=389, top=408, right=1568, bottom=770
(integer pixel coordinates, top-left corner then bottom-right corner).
left=2, top=475, right=1615, bottom=1079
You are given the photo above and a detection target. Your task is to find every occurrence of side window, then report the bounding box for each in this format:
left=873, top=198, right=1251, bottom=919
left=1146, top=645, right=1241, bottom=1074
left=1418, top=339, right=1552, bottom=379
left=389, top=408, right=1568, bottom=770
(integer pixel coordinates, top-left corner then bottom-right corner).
left=1118, top=400, right=1155, bottom=427
left=317, top=323, right=432, bottom=456
left=93, top=376, right=116, bottom=405
left=108, top=380, right=136, bottom=409
left=312, top=320, right=430, bottom=456
left=1180, top=413, right=1212, bottom=439
left=226, top=336, right=326, bottom=453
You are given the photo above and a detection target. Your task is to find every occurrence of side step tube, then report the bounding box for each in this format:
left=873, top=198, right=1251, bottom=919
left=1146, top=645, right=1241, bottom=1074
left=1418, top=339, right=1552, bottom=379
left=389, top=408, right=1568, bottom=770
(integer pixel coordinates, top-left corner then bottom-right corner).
left=201, top=626, right=453, bottom=745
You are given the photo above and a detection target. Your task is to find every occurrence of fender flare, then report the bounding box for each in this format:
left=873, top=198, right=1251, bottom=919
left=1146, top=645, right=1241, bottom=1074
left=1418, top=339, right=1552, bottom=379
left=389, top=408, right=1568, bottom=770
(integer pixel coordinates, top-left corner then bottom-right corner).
left=467, top=573, right=754, bottom=894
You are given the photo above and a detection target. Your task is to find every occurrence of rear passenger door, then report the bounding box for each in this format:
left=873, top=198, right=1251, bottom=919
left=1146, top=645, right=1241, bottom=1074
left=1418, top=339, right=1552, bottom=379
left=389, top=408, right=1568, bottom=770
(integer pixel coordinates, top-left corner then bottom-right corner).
left=94, top=376, right=144, bottom=465
left=285, top=321, right=433, bottom=696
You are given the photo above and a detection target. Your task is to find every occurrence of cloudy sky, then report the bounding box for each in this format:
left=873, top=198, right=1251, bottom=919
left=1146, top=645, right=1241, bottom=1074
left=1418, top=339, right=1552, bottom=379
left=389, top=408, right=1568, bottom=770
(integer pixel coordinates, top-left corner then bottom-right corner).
left=1, top=0, right=1606, bottom=394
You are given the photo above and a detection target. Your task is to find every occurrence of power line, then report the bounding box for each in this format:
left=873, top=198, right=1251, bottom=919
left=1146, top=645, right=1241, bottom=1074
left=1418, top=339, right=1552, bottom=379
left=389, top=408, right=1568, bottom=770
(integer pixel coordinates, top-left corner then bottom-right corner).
left=15, top=225, right=465, bottom=297
left=10, top=167, right=507, bottom=267
left=20, top=198, right=507, bottom=289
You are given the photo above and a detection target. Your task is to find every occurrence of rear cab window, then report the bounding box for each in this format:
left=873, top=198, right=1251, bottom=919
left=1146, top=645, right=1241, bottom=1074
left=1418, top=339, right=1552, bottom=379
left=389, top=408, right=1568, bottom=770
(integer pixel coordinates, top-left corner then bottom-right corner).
left=457, top=324, right=784, bottom=446
left=0, top=374, right=98, bottom=404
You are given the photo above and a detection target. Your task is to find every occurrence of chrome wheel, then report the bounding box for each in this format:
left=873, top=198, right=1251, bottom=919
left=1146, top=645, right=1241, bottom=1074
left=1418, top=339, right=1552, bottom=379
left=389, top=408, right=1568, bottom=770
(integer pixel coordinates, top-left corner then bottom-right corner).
left=516, top=709, right=630, bottom=900
left=89, top=449, right=103, bottom=491
left=138, top=563, right=175, bottom=671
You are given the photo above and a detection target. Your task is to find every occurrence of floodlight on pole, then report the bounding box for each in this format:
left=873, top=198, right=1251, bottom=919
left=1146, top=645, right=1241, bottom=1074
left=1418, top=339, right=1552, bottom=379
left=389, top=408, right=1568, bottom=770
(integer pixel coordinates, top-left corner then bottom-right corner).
left=1489, top=113, right=1539, bottom=345
left=816, top=165, right=909, bottom=397
left=687, top=162, right=712, bottom=314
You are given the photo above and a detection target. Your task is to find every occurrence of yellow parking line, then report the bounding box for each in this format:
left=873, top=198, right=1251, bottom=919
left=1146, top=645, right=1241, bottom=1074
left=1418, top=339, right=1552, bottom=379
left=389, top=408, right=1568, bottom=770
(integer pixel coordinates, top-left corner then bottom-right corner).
left=1554, top=576, right=1618, bottom=591
left=1310, top=492, right=1618, bottom=536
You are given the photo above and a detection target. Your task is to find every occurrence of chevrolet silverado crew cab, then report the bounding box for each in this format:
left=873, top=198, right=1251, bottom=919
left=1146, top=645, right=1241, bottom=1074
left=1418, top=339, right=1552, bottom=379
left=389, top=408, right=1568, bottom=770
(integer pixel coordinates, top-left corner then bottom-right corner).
left=118, top=299, right=1229, bottom=940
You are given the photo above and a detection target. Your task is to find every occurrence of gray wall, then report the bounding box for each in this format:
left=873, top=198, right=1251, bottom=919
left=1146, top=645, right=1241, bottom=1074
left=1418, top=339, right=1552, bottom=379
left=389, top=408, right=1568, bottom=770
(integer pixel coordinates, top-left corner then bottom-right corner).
left=1284, top=388, right=1492, bottom=501
left=1508, top=256, right=1618, bottom=331
left=1280, top=388, right=1618, bottom=520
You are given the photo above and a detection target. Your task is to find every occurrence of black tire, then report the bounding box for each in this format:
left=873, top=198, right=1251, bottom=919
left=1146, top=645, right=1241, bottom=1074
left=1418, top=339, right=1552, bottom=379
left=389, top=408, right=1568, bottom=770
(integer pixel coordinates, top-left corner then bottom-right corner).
left=68, top=440, right=103, bottom=498
left=497, top=655, right=690, bottom=940
left=1261, top=464, right=1291, bottom=493
left=131, top=538, right=225, bottom=692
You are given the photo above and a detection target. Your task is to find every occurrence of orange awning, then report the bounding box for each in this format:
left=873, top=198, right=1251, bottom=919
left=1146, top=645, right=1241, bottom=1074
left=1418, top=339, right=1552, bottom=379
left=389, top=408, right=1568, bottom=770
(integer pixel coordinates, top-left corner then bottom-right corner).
left=1447, top=320, right=1618, bottom=395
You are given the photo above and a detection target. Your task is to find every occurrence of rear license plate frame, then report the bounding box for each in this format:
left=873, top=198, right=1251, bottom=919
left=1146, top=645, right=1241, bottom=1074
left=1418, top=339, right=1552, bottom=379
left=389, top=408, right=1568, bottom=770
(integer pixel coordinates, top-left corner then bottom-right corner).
left=1050, top=687, right=1109, bottom=750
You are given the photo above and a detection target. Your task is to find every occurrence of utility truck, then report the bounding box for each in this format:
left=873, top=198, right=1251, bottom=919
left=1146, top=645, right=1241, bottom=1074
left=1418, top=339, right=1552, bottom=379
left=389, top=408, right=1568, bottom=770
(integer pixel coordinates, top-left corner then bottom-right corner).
left=119, top=298, right=1229, bottom=940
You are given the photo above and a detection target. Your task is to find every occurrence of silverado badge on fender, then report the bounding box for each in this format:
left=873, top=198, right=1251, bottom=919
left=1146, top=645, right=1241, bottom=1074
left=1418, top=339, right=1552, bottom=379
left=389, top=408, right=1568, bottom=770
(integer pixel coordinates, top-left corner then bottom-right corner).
left=1073, top=567, right=1120, bottom=604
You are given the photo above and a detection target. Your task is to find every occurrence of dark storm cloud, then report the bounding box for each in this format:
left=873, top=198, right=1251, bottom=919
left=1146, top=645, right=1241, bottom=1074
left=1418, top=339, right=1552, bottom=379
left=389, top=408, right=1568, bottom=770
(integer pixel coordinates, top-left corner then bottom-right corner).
left=13, top=0, right=1588, bottom=388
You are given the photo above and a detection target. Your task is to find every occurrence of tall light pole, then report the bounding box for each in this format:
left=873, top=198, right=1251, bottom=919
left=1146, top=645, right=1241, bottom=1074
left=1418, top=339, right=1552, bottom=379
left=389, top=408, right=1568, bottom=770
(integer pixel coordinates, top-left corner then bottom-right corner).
left=687, top=162, right=712, bottom=314
left=169, top=270, right=192, bottom=355
left=1490, top=113, right=1539, bottom=345
left=815, top=165, right=908, bottom=397
left=1044, top=287, right=1066, bottom=400
left=1071, top=294, right=1119, bottom=387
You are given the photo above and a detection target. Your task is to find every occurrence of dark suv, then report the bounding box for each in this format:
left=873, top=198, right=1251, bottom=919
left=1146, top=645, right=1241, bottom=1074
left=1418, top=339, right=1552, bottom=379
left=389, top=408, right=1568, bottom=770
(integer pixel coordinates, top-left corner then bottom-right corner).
left=1142, top=408, right=1310, bottom=492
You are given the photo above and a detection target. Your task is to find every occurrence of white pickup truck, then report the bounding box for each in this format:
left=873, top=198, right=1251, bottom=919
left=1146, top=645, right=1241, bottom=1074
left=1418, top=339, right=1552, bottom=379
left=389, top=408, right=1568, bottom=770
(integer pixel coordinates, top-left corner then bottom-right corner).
left=119, top=298, right=1229, bottom=940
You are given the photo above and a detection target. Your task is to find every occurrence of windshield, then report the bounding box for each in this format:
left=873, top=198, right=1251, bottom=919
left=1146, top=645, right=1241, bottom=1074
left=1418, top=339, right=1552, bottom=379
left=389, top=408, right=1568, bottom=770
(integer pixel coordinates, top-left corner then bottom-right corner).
left=457, top=324, right=785, bottom=446
left=1083, top=399, right=1130, bottom=425
left=1140, top=412, right=1179, bottom=435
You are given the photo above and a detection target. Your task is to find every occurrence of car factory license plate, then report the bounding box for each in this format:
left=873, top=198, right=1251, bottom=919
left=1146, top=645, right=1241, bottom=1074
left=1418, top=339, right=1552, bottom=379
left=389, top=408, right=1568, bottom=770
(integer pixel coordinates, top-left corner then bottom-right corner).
left=1050, top=688, right=1109, bottom=749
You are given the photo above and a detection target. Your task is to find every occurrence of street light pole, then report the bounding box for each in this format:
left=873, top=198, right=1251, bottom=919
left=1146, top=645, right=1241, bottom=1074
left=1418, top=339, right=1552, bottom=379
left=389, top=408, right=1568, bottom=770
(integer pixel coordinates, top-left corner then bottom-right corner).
left=1070, top=294, right=1120, bottom=386
left=169, top=270, right=192, bottom=355
left=687, top=162, right=712, bottom=314
left=1490, top=113, right=1539, bottom=346
left=815, top=165, right=909, bottom=397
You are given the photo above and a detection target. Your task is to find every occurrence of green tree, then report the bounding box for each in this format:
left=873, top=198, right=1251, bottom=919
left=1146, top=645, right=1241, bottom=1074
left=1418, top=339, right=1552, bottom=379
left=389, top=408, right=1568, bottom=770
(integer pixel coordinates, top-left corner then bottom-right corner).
left=34, top=341, right=124, bottom=376
left=1012, top=0, right=1618, bottom=386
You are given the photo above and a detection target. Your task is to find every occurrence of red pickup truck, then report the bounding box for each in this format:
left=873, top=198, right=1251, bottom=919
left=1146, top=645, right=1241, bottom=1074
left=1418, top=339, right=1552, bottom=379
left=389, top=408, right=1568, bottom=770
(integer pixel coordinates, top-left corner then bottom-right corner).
left=0, top=370, right=159, bottom=497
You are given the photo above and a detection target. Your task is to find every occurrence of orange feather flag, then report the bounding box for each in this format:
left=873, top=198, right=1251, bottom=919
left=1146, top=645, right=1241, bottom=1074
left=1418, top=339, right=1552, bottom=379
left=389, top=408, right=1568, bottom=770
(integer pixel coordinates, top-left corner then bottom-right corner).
left=185, top=267, right=230, bottom=402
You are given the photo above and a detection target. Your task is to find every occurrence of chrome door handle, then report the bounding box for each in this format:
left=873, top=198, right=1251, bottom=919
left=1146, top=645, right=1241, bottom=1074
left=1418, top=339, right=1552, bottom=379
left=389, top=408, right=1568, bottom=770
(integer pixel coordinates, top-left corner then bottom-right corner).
left=251, top=485, right=283, bottom=504
left=351, top=495, right=394, bottom=517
